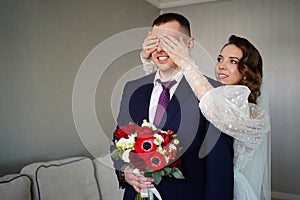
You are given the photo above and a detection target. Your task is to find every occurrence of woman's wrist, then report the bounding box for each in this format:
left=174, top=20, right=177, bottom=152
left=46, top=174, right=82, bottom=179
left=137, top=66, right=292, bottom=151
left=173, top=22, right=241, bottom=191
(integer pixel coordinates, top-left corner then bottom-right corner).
left=179, top=58, right=194, bottom=73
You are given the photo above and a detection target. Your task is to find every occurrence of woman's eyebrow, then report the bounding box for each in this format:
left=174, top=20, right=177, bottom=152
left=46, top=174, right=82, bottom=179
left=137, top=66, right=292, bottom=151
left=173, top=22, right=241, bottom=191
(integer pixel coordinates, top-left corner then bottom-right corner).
left=219, top=54, right=240, bottom=61
left=229, top=56, right=240, bottom=60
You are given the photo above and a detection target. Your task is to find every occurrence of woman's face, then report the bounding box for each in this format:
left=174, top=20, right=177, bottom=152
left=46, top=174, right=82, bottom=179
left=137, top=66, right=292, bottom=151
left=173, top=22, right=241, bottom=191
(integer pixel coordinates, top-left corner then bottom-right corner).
left=215, top=44, right=244, bottom=85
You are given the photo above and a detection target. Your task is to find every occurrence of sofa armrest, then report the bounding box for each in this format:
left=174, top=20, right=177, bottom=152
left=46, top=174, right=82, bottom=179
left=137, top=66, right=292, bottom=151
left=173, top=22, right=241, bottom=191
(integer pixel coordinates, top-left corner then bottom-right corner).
left=93, top=154, right=124, bottom=200
left=0, top=174, right=32, bottom=200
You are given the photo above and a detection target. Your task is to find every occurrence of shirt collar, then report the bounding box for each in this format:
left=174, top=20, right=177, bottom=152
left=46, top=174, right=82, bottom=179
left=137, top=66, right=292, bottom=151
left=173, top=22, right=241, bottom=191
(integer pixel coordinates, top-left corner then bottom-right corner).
left=153, top=70, right=183, bottom=86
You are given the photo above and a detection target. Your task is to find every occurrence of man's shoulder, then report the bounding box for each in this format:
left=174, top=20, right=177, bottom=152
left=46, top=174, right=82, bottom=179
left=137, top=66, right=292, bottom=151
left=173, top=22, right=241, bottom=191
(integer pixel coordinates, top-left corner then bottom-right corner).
left=125, top=73, right=155, bottom=87
left=123, top=73, right=155, bottom=92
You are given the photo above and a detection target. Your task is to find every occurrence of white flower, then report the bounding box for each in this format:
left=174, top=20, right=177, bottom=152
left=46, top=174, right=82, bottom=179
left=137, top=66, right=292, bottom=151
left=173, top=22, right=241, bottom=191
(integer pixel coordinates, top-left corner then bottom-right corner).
left=116, top=138, right=126, bottom=151
left=154, top=133, right=164, bottom=145
left=122, top=150, right=131, bottom=163
left=116, top=136, right=135, bottom=151
left=168, top=144, right=177, bottom=151
left=164, top=156, right=170, bottom=163
left=141, top=119, right=157, bottom=130
left=173, top=139, right=179, bottom=145
left=157, top=146, right=164, bottom=153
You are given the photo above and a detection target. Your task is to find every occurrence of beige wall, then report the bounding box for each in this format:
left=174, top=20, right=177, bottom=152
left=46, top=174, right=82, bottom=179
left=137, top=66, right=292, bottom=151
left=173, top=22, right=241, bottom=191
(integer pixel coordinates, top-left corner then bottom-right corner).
left=0, top=0, right=159, bottom=176
left=163, top=0, right=300, bottom=197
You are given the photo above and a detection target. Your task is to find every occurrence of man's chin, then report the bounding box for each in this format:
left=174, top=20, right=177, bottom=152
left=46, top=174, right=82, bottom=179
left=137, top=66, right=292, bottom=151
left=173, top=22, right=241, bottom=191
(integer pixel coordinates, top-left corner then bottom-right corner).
left=157, top=65, right=173, bottom=72
left=156, top=62, right=175, bottom=69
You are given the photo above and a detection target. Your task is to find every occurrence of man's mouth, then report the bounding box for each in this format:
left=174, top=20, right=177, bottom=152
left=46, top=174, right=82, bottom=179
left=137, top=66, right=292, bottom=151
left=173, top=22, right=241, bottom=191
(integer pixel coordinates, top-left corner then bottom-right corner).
left=157, top=56, right=168, bottom=61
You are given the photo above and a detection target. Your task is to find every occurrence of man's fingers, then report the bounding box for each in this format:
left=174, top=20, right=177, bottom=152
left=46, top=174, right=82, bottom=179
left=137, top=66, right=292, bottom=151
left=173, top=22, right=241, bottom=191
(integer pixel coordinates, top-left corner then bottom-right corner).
left=143, top=38, right=158, bottom=49
left=133, top=185, right=141, bottom=193
left=143, top=42, right=157, bottom=49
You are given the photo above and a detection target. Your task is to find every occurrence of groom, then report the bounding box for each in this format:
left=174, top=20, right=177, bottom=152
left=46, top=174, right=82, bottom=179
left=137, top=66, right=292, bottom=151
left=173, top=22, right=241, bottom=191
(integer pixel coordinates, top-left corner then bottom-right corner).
left=113, top=13, right=234, bottom=199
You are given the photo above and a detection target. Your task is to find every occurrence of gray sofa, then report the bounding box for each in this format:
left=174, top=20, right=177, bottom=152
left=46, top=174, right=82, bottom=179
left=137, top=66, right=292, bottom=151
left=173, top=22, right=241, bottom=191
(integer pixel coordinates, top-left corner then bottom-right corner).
left=0, top=155, right=124, bottom=200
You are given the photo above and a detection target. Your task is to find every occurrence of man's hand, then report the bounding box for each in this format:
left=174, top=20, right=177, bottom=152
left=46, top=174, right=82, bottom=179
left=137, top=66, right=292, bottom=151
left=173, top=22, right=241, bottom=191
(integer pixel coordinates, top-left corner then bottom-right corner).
left=124, top=166, right=155, bottom=193
left=141, top=32, right=159, bottom=60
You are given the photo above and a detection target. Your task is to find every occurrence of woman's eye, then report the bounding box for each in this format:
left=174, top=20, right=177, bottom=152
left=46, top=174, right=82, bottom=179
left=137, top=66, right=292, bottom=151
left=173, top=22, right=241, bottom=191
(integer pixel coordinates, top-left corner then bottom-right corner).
left=231, top=60, right=238, bottom=64
left=217, top=57, right=222, bottom=62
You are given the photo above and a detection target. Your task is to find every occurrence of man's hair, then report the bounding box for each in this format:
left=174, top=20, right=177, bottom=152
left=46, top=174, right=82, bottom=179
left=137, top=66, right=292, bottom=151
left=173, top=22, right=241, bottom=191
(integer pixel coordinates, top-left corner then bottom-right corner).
left=152, top=13, right=191, bottom=36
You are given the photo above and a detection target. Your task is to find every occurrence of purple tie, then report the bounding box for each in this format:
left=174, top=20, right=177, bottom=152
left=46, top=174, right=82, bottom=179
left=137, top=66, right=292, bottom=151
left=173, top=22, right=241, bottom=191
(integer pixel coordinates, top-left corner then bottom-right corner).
left=153, top=80, right=177, bottom=127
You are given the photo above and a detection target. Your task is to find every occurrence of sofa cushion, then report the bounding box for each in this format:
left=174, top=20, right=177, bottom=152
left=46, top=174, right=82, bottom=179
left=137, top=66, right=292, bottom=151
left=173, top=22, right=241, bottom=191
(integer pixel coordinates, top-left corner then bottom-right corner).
left=0, top=174, right=32, bottom=200
left=21, top=157, right=100, bottom=200
left=93, top=154, right=124, bottom=200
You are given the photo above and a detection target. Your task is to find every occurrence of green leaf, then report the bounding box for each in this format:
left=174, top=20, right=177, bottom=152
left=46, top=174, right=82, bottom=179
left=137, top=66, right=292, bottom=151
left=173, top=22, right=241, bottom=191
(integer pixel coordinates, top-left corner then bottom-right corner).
left=163, top=167, right=172, bottom=175
left=152, top=171, right=162, bottom=185
left=111, top=149, right=122, bottom=160
left=160, top=170, right=165, bottom=176
left=144, top=171, right=152, bottom=178
left=171, top=168, right=185, bottom=179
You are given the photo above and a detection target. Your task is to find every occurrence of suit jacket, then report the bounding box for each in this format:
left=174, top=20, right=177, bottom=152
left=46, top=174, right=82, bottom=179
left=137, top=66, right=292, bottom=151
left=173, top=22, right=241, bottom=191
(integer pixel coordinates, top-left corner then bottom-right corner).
left=114, top=73, right=234, bottom=200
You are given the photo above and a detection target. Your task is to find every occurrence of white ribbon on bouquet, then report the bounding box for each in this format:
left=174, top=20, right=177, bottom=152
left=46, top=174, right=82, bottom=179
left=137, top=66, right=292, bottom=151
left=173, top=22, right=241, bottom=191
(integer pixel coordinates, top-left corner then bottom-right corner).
left=133, top=168, right=162, bottom=200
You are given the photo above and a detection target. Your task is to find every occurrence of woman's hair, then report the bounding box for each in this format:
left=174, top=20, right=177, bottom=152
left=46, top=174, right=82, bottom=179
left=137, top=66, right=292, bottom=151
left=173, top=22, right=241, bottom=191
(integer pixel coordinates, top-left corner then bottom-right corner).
left=222, top=35, right=263, bottom=104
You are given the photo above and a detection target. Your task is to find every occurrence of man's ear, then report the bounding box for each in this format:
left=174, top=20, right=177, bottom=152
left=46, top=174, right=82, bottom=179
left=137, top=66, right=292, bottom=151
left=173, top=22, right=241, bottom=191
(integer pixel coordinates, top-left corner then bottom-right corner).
left=188, top=37, right=195, bottom=50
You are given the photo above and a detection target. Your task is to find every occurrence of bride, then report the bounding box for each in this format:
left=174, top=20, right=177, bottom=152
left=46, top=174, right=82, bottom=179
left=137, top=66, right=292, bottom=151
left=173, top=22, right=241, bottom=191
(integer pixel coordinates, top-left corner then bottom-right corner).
left=141, top=34, right=271, bottom=200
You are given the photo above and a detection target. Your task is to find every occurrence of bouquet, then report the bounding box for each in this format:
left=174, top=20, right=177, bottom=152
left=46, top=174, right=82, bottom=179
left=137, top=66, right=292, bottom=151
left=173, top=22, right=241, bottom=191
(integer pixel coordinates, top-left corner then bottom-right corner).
left=111, top=119, right=184, bottom=200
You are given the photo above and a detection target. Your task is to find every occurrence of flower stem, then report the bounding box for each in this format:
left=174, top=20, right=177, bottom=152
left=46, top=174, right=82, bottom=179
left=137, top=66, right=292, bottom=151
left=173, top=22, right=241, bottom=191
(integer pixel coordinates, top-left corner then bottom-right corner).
left=135, top=193, right=149, bottom=200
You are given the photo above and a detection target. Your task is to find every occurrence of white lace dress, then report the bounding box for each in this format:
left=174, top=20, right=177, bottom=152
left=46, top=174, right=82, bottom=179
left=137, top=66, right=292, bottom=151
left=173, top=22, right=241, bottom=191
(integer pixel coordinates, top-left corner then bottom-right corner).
left=143, top=60, right=271, bottom=200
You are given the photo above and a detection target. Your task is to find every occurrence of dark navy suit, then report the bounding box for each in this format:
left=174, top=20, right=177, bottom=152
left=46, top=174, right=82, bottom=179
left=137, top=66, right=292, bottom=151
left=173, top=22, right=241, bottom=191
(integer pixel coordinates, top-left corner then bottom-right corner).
left=114, top=73, right=234, bottom=200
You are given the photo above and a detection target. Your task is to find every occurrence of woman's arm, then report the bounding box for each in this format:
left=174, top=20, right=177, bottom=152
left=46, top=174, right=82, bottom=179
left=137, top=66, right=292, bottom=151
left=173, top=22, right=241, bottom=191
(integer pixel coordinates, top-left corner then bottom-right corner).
left=160, top=35, right=270, bottom=144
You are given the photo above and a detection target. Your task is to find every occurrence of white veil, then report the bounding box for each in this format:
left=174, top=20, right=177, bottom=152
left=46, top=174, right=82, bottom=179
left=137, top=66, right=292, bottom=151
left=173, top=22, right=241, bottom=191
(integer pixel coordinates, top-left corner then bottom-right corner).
left=242, top=80, right=271, bottom=200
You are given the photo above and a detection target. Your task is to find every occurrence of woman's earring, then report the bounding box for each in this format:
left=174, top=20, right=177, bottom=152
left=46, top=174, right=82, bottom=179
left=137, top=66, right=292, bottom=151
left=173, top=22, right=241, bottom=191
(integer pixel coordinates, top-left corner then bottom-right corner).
left=243, top=77, right=246, bottom=80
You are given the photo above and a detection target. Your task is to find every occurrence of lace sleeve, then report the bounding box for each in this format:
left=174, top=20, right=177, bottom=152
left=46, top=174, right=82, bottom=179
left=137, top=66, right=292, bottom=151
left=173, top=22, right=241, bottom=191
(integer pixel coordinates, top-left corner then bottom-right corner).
left=140, top=53, right=156, bottom=75
left=199, top=85, right=271, bottom=147
left=181, top=60, right=270, bottom=147
left=181, top=60, right=214, bottom=100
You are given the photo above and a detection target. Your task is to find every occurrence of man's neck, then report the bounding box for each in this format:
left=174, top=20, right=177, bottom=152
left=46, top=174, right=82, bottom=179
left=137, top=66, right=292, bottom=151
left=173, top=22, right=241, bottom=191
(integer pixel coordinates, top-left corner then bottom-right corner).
left=158, top=68, right=180, bottom=81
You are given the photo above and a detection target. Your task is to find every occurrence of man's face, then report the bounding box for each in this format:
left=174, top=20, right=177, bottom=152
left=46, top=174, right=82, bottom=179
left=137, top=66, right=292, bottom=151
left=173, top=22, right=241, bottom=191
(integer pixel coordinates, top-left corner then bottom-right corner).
left=151, top=21, right=190, bottom=76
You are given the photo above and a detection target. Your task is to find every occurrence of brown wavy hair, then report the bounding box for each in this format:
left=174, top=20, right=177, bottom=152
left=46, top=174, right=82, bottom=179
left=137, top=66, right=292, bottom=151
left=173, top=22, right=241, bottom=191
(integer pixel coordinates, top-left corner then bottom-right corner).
left=222, top=35, right=263, bottom=104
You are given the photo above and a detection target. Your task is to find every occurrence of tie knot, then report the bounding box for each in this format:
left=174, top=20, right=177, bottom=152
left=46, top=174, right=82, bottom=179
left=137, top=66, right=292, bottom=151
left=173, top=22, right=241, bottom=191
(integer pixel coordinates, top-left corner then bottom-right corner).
left=157, top=79, right=177, bottom=90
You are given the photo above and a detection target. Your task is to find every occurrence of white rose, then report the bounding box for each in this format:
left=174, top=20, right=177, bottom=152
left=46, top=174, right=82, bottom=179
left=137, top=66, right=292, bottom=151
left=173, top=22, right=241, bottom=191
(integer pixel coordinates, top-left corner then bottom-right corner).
left=154, top=133, right=164, bottom=145
left=122, top=150, right=131, bottom=163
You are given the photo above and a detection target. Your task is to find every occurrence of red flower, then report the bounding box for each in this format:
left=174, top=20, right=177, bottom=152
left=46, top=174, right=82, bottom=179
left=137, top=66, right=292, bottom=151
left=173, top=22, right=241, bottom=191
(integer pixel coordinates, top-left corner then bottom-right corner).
left=114, top=122, right=137, bottom=140
left=135, top=136, right=157, bottom=153
left=137, top=126, right=153, bottom=138
left=146, top=152, right=166, bottom=171
left=129, top=151, right=147, bottom=169
left=156, top=131, right=172, bottom=146
left=167, top=158, right=182, bottom=169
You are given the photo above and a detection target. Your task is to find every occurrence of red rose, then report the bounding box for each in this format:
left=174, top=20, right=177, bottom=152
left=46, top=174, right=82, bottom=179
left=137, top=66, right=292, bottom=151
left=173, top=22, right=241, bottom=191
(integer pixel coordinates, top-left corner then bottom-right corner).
left=167, top=158, right=182, bottom=169
left=114, top=122, right=137, bottom=140
left=146, top=152, right=166, bottom=171
left=129, top=151, right=147, bottom=169
left=113, top=128, right=129, bottom=140
left=135, top=136, right=157, bottom=153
